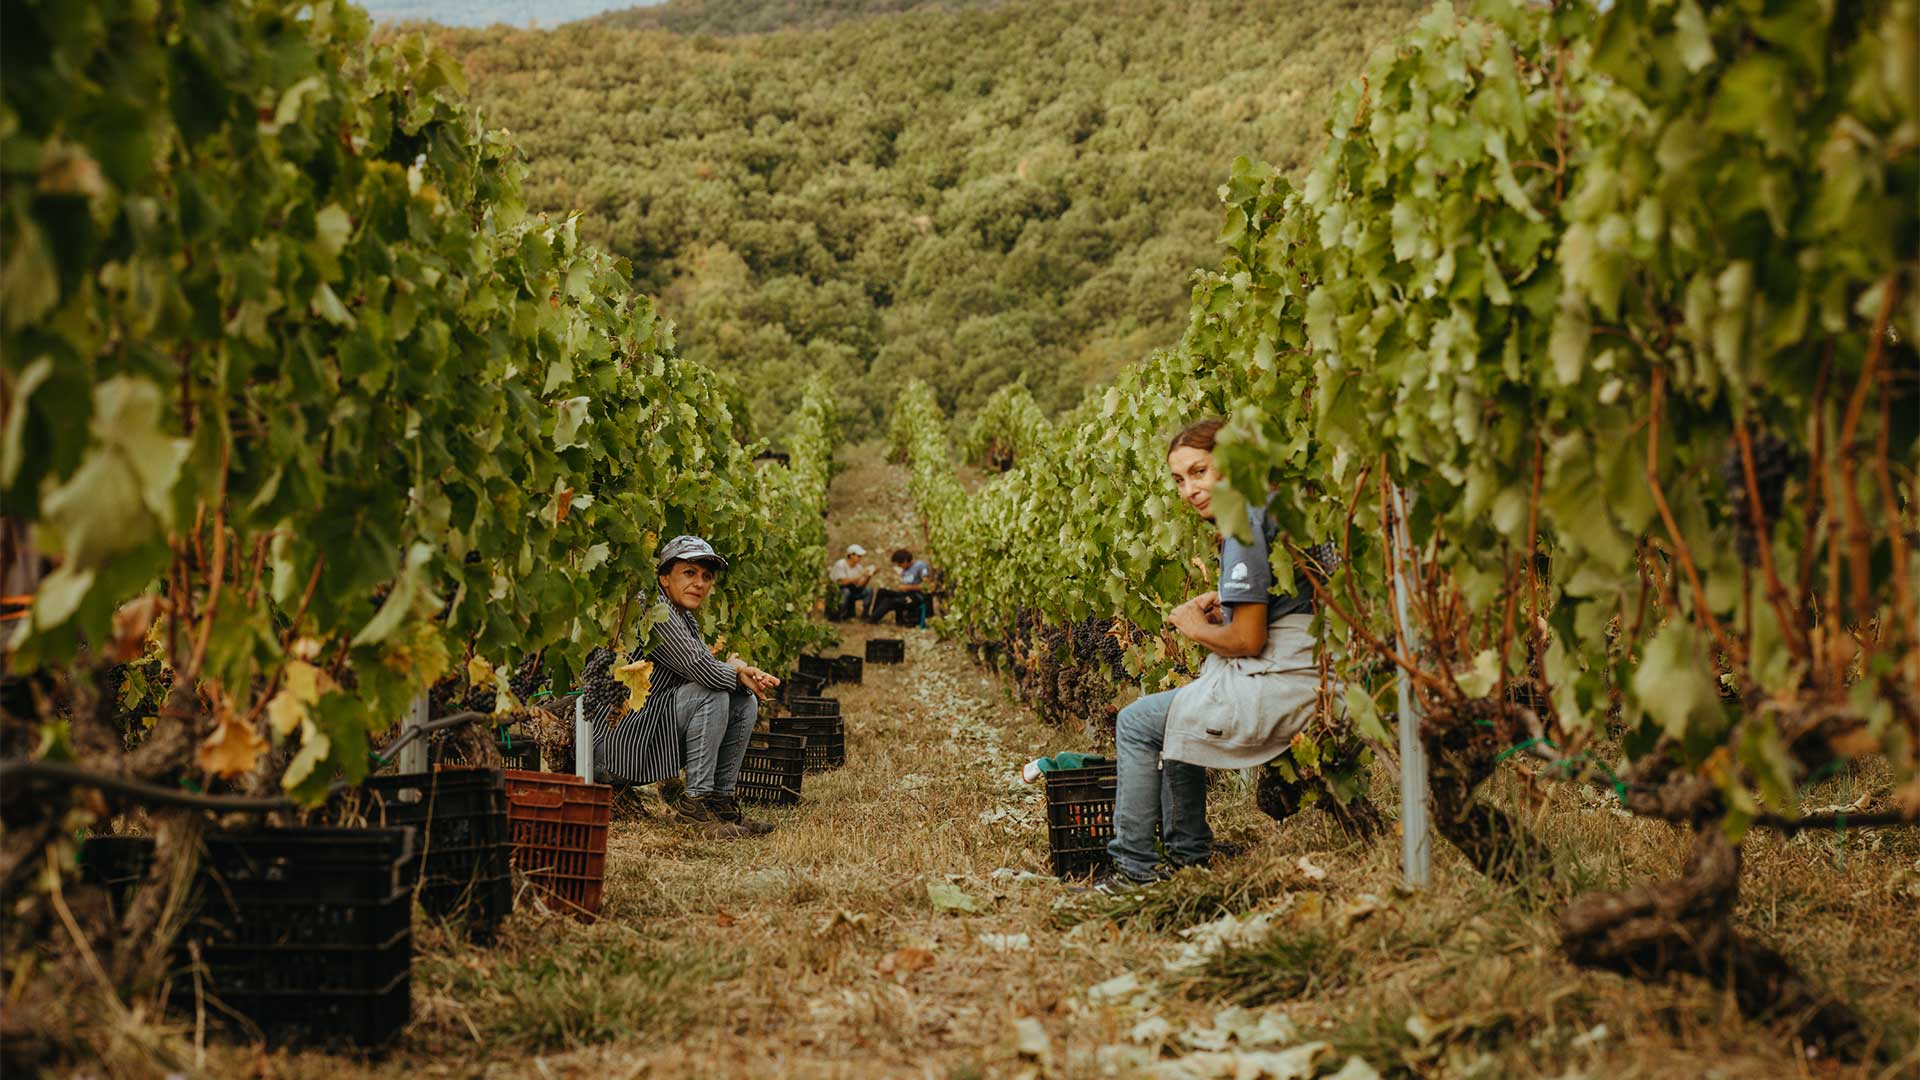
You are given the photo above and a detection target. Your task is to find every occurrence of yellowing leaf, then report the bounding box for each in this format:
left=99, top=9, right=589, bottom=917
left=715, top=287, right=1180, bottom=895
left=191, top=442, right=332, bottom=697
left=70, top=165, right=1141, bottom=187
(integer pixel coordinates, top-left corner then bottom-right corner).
left=615, top=658, right=654, bottom=712
left=281, top=716, right=332, bottom=792
left=198, top=699, right=268, bottom=779
left=468, top=655, right=497, bottom=690
left=266, top=690, right=308, bottom=738
left=109, top=594, right=164, bottom=662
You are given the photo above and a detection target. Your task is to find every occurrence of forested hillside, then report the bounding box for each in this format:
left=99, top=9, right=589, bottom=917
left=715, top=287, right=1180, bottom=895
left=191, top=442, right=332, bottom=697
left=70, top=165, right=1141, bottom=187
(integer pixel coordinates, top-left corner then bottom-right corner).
left=427, top=0, right=1424, bottom=434
left=592, top=0, right=997, bottom=34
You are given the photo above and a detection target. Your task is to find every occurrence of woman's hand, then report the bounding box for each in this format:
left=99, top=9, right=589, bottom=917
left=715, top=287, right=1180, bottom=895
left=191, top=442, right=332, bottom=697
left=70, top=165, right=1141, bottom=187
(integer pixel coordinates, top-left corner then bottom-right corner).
left=1167, top=597, right=1210, bottom=639
left=1168, top=591, right=1226, bottom=638
left=1192, top=591, right=1222, bottom=623
left=1170, top=593, right=1267, bottom=657
left=727, top=657, right=781, bottom=700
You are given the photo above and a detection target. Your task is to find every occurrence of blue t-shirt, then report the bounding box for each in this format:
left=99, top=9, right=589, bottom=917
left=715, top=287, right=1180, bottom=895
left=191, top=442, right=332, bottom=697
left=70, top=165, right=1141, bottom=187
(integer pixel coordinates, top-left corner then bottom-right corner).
left=1219, top=504, right=1314, bottom=618
left=900, top=559, right=931, bottom=586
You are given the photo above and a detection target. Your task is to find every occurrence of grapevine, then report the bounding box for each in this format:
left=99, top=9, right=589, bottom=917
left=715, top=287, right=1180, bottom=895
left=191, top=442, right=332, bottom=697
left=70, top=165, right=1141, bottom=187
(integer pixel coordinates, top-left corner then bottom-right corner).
left=900, top=0, right=1915, bottom=1048
left=0, top=0, right=836, bottom=998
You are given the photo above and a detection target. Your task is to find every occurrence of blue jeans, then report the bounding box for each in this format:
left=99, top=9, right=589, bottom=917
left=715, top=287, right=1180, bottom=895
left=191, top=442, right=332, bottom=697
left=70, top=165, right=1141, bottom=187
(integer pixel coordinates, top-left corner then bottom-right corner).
left=674, top=682, right=757, bottom=798
left=1107, top=688, right=1212, bottom=880
left=837, top=584, right=874, bottom=620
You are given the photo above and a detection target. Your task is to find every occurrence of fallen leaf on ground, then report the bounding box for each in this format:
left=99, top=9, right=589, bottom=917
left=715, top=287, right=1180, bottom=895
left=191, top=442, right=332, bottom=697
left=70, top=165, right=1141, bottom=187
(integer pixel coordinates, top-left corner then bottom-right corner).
left=977, top=932, right=1031, bottom=951
left=1404, top=1012, right=1447, bottom=1046
left=1295, top=854, right=1327, bottom=881
left=878, top=947, right=937, bottom=982
left=1180, top=1006, right=1299, bottom=1050
left=1570, top=1022, right=1610, bottom=1049
left=1013, top=1017, right=1051, bottom=1058
left=813, top=909, right=872, bottom=936
left=1087, top=971, right=1149, bottom=1006
left=715, top=909, right=737, bottom=927
left=1326, top=1057, right=1382, bottom=1080
left=927, top=880, right=984, bottom=913
left=1334, top=893, right=1387, bottom=931
left=1146, top=1042, right=1330, bottom=1079
left=1129, top=1015, right=1174, bottom=1044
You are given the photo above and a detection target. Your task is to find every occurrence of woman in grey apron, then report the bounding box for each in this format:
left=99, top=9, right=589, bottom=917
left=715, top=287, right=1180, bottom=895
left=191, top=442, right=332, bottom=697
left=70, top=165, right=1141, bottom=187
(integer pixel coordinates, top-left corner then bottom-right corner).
left=1095, top=419, right=1323, bottom=892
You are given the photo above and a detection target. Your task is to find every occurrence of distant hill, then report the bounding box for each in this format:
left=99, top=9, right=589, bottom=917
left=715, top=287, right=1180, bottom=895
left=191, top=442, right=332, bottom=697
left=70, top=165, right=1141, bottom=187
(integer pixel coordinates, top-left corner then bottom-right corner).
left=364, top=0, right=659, bottom=27
left=431, top=0, right=1425, bottom=434
left=592, top=0, right=1000, bottom=35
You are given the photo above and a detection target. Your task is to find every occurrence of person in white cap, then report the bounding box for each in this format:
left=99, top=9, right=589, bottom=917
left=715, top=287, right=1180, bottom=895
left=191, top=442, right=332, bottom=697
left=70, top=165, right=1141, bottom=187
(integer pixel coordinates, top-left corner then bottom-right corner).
left=826, top=543, right=876, bottom=622
left=589, top=534, right=781, bottom=839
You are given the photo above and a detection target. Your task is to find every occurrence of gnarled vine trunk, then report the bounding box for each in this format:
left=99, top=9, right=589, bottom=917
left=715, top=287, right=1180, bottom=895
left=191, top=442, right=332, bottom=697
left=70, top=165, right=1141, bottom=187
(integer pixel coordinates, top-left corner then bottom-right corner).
left=1560, top=827, right=1871, bottom=1058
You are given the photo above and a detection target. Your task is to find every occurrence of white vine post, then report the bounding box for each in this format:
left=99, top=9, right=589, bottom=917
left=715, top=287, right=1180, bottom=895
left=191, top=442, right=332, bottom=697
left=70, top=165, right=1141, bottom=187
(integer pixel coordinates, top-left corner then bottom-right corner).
left=399, top=691, right=429, bottom=774
left=574, top=692, right=593, bottom=782
left=1390, top=484, right=1432, bottom=888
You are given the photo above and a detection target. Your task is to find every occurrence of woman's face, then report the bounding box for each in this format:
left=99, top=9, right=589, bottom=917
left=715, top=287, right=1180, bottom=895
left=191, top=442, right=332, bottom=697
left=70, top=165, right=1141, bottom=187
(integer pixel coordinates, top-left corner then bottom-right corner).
left=659, top=560, right=719, bottom=610
left=1168, top=444, right=1219, bottom=521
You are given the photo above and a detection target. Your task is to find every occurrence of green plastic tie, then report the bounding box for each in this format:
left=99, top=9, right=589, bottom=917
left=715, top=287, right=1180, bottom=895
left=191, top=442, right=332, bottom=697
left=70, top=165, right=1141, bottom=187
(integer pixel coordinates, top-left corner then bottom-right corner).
left=1494, top=736, right=1553, bottom=763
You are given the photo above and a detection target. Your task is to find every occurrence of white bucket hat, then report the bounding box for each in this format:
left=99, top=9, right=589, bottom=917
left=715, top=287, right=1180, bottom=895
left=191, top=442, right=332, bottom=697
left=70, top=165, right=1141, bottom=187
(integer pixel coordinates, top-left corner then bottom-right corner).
left=846, top=544, right=866, bottom=556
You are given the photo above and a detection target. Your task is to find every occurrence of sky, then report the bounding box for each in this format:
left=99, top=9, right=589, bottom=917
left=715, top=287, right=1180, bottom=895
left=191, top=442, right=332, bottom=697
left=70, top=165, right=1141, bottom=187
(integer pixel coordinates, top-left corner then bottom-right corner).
left=360, top=0, right=662, bottom=27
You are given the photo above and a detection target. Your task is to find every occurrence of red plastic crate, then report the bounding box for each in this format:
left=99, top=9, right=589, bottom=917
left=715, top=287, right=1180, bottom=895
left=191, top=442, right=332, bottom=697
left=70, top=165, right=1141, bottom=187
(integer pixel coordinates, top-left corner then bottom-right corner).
left=503, top=770, right=611, bottom=920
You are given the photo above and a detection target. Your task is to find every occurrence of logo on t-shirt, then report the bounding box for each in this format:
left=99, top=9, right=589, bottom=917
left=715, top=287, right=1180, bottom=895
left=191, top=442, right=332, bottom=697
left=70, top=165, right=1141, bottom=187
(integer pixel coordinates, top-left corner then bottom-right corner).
left=1230, top=562, right=1250, bottom=582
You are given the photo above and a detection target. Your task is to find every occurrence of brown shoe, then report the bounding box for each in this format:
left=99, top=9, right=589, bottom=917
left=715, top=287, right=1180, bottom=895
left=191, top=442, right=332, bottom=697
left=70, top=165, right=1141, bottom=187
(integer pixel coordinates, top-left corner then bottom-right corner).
left=710, top=794, right=775, bottom=836
left=670, top=793, right=752, bottom=839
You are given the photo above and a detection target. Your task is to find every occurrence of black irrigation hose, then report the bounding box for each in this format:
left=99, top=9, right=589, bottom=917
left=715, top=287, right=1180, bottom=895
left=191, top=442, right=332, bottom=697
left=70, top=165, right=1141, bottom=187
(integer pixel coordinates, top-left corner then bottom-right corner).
left=0, top=759, right=317, bottom=812
left=0, top=710, right=497, bottom=814
left=370, top=710, right=493, bottom=763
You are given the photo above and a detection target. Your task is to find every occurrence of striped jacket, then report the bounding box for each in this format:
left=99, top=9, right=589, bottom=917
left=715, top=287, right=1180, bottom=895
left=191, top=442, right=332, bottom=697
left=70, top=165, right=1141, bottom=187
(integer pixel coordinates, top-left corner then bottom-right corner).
left=588, top=592, right=740, bottom=784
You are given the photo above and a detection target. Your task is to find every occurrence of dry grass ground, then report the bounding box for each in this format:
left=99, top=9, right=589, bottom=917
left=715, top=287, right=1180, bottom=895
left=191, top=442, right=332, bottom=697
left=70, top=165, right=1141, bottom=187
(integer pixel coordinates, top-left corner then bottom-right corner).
left=147, top=449, right=1919, bottom=1079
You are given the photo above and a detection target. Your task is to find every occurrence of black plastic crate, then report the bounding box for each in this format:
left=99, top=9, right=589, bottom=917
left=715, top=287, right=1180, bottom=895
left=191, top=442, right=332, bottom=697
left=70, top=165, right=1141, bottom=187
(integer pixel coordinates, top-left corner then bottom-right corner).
left=497, top=735, right=540, bottom=772
left=788, top=695, right=842, bottom=717
left=797, top=655, right=836, bottom=681
left=831, top=654, right=863, bottom=685
left=784, top=671, right=828, bottom=700
left=737, top=731, right=806, bottom=806
left=428, top=723, right=540, bottom=772
left=80, top=828, right=417, bottom=1049
left=866, top=638, right=906, bottom=664
left=769, top=714, right=846, bottom=773
left=1044, top=761, right=1118, bottom=879
left=357, top=769, right=512, bottom=940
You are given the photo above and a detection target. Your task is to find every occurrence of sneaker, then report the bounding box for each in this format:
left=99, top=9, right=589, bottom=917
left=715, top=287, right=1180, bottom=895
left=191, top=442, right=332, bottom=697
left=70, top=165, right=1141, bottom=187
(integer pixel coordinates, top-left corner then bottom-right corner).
left=670, top=793, right=752, bottom=839
left=1075, top=868, right=1165, bottom=895
left=709, top=794, right=775, bottom=836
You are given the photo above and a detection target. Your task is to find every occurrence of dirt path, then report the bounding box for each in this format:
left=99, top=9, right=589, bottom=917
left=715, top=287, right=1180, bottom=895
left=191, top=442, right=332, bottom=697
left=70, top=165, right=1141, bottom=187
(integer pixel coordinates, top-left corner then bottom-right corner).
left=231, top=447, right=1917, bottom=1080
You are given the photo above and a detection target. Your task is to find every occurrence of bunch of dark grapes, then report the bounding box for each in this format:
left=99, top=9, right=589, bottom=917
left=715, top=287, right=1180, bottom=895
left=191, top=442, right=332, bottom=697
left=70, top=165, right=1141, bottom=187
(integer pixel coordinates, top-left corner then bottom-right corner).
left=508, top=652, right=548, bottom=700
left=1720, top=431, right=1796, bottom=565
left=579, top=646, right=630, bottom=722
left=1068, top=617, right=1126, bottom=672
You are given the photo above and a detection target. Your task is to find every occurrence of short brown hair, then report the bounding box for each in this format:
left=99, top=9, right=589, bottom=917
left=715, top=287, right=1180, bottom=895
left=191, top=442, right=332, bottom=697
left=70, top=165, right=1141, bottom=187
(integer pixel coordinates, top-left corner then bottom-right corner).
left=891, top=548, right=913, bottom=565
left=1167, top=418, right=1223, bottom=458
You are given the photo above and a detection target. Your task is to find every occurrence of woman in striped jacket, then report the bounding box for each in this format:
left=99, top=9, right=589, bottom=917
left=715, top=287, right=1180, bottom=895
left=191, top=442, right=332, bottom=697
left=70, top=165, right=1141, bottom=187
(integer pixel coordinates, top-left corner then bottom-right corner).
left=591, top=535, right=781, bottom=839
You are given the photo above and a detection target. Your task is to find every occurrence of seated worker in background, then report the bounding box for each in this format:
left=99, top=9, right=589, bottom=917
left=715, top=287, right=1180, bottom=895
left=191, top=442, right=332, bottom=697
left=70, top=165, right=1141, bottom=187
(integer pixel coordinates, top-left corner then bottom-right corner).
left=827, top=544, right=876, bottom=621
left=868, top=548, right=934, bottom=625
left=1091, top=418, right=1324, bottom=893
left=589, top=535, right=781, bottom=839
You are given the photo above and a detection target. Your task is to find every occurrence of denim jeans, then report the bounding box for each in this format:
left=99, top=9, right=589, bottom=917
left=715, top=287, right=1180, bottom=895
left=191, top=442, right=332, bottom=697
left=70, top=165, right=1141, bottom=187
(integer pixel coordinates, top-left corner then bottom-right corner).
left=674, top=681, right=757, bottom=798
left=1107, top=688, right=1212, bottom=880
left=837, top=584, right=874, bottom=620
left=869, top=588, right=930, bottom=625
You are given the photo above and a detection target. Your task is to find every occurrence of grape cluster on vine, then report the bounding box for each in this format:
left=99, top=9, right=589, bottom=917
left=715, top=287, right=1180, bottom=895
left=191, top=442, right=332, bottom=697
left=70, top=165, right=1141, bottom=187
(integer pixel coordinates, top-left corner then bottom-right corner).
left=1719, top=432, right=1797, bottom=566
